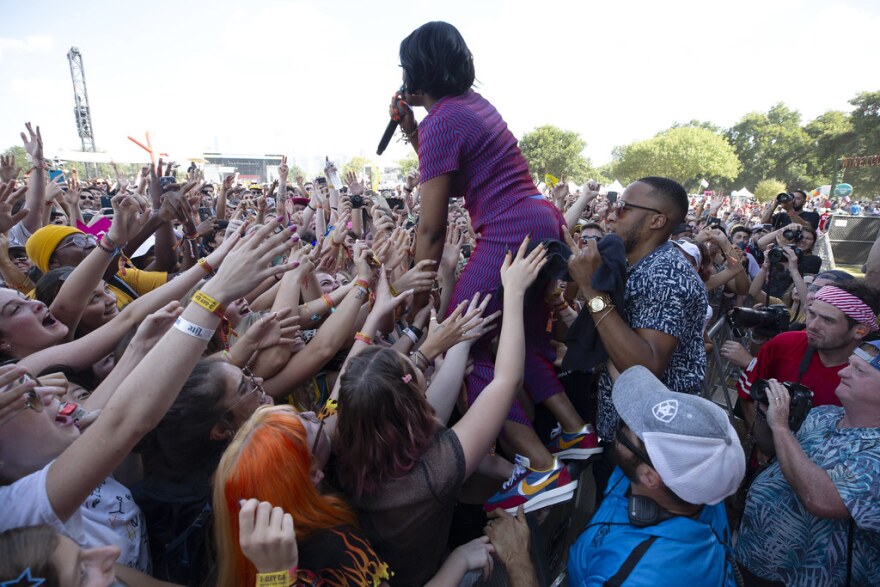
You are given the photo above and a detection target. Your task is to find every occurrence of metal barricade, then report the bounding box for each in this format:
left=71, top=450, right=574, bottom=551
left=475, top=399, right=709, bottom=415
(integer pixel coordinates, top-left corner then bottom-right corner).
left=701, top=317, right=749, bottom=417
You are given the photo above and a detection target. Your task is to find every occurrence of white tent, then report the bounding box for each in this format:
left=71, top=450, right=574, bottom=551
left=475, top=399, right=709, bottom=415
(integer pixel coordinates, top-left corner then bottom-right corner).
left=732, top=186, right=754, bottom=199
left=605, top=179, right=625, bottom=194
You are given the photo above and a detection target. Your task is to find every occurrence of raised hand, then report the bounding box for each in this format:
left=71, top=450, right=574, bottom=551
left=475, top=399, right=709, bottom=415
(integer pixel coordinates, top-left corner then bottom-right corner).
left=371, top=264, right=413, bottom=317
left=238, top=499, right=298, bottom=574
left=0, top=180, right=29, bottom=233
left=345, top=171, right=365, bottom=196
left=107, top=194, right=147, bottom=245
left=238, top=309, right=300, bottom=352
left=405, top=170, right=419, bottom=191
left=202, top=220, right=298, bottom=304
left=501, top=237, right=547, bottom=295
left=440, top=226, right=463, bottom=274
left=0, top=365, right=37, bottom=428
left=20, top=122, right=43, bottom=163
left=551, top=176, right=569, bottom=203
left=0, top=155, right=21, bottom=183
left=392, top=259, right=437, bottom=294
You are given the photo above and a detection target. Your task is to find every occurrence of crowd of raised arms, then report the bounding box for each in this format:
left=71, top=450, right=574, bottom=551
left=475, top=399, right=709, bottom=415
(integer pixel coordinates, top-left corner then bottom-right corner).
left=1, top=23, right=880, bottom=587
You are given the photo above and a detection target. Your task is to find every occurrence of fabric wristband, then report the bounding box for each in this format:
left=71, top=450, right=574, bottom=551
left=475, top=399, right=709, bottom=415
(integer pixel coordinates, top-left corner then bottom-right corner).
left=402, top=328, right=419, bottom=344
left=255, top=570, right=287, bottom=587
left=173, top=317, right=215, bottom=341
left=191, top=290, right=225, bottom=317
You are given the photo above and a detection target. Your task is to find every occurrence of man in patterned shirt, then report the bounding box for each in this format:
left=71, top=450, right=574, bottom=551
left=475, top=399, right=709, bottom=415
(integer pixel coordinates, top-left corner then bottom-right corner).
left=568, top=177, right=708, bottom=440
left=736, top=341, right=880, bottom=586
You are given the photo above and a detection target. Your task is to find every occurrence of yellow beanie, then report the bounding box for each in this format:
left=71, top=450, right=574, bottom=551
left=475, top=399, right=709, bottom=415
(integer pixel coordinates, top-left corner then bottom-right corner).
left=25, top=225, right=83, bottom=272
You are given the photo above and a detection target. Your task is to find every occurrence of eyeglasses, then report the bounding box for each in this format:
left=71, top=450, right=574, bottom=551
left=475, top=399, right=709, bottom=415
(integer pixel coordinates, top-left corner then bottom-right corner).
left=615, top=421, right=653, bottom=466
left=611, top=200, right=664, bottom=216
left=222, top=366, right=266, bottom=420
left=55, top=233, right=97, bottom=252
left=581, top=234, right=601, bottom=243
left=0, top=375, right=44, bottom=428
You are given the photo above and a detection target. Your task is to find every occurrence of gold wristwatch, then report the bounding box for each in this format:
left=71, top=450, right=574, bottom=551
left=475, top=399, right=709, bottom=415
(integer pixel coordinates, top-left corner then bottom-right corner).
left=588, top=294, right=613, bottom=314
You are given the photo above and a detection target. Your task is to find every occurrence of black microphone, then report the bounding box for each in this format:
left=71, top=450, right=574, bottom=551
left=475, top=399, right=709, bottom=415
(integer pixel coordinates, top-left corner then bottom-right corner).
left=377, top=86, right=407, bottom=156
left=377, top=118, right=398, bottom=156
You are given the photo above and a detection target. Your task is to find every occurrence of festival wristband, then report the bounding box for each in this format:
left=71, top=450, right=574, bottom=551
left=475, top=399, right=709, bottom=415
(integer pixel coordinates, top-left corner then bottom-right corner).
left=197, top=257, right=214, bottom=275
left=191, top=290, right=225, bottom=317
left=402, top=328, right=419, bottom=344
left=173, top=317, right=215, bottom=341
left=255, top=570, right=287, bottom=587
left=354, top=331, right=373, bottom=345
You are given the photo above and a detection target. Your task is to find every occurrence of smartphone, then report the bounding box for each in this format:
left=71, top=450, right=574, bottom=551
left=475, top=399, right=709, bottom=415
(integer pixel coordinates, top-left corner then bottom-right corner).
left=48, top=169, right=66, bottom=184
left=100, top=196, right=112, bottom=209
left=762, top=223, right=773, bottom=231
left=607, top=191, right=618, bottom=204
left=198, top=207, right=212, bottom=221
left=159, top=176, right=176, bottom=188
left=386, top=197, right=404, bottom=210
left=316, top=177, right=327, bottom=186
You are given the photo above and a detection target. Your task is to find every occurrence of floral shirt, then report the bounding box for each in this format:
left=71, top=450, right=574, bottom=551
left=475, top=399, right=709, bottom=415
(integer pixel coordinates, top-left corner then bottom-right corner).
left=736, top=406, right=880, bottom=586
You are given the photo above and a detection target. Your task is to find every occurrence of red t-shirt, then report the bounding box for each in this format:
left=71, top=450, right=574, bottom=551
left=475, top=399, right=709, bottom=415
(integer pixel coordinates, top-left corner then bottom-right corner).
left=737, top=330, right=844, bottom=407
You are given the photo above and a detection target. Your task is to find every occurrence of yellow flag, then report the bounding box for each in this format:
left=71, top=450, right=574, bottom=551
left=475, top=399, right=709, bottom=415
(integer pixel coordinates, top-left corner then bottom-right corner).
left=545, top=174, right=559, bottom=188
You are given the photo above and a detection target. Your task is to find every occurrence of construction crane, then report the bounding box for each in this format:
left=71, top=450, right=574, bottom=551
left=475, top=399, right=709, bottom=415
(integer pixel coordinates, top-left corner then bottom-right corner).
left=66, top=47, right=97, bottom=178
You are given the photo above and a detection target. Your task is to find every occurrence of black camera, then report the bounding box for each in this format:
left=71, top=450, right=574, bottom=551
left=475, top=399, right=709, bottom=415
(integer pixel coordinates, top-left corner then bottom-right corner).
left=767, top=243, right=802, bottom=264
left=782, top=227, right=802, bottom=242
left=728, top=304, right=791, bottom=339
left=751, top=380, right=813, bottom=432
left=777, top=192, right=793, bottom=204
left=350, top=194, right=364, bottom=209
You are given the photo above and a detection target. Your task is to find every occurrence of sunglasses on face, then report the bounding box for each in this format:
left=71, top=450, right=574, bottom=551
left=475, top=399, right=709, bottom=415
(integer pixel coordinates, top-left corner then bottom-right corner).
left=581, top=235, right=601, bottom=243
left=611, top=200, right=664, bottom=216
left=615, top=421, right=653, bottom=466
left=56, top=234, right=97, bottom=252
left=222, top=366, right=267, bottom=420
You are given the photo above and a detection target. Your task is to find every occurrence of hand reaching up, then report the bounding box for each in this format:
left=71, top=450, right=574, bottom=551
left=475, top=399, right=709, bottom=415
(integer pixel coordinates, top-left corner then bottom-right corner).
left=500, top=237, right=546, bottom=296
left=238, top=499, right=298, bottom=574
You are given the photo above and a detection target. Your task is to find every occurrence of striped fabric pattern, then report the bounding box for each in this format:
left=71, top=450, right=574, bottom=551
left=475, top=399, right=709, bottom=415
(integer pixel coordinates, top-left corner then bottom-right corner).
left=418, top=90, right=538, bottom=233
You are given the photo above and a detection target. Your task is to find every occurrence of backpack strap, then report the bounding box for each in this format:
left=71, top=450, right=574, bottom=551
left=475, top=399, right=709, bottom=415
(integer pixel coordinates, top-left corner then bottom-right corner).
left=603, top=535, right=659, bottom=587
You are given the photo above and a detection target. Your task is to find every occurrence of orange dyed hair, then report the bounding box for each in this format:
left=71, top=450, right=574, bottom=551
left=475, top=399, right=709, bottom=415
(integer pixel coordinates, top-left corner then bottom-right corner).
left=213, top=405, right=356, bottom=587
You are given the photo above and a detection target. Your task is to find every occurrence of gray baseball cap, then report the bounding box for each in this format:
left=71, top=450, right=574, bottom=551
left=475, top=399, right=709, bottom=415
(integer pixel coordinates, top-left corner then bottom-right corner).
left=612, top=366, right=745, bottom=505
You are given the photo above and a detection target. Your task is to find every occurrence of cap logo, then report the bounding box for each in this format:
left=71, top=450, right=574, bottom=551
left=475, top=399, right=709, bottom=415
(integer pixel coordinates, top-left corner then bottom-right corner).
left=652, top=399, right=678, bottom=423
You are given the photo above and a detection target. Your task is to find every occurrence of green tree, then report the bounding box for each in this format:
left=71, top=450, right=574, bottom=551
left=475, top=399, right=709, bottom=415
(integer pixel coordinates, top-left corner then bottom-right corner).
left=725, top=103, right=812, bottom=189
left=342, top=156, right=377, bottom=180
left=804, top=110, right=856, bottom=186
left=518, top=125, right=598, bottom=184
left=610, top=126, right=741, bottom=192
left=842, top=91, right=880, bottom=195
left=398, top=152, right=418, bottom=177
left=754, top=178, right=787, bottom=203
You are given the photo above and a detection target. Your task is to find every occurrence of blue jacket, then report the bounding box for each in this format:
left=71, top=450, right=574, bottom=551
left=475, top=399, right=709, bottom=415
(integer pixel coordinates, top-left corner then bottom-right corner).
left=568, top=468, right=737, bottom=586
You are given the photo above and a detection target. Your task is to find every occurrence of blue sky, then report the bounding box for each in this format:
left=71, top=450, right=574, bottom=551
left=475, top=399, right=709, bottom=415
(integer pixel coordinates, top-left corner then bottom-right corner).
left=2, top=0, right=879, bottom=174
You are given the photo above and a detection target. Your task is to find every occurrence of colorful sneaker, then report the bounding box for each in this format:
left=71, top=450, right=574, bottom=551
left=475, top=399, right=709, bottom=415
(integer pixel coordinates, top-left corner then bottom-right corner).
left=546, top=423, right=603, bottom=459
left=484, top=455, right=577, bottom=514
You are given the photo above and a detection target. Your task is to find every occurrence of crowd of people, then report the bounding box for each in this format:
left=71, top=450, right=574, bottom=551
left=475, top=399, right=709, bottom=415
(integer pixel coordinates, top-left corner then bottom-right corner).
left=1, top=20, right=879, bottom=587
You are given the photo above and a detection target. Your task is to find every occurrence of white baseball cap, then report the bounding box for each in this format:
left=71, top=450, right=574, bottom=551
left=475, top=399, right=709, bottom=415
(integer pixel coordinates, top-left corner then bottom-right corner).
left=612, top=366, right=745, bottom=505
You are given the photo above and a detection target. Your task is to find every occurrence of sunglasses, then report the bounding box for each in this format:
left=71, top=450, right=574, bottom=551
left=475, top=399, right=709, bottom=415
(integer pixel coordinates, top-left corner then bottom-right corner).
left=615, top=420, right=653, bottom=466
left=581, top=234, right=601, bottom=243
left=222, top=366, right=266, bottom=420
left=55, top=233, right=97, bottom=252
left=611, top=200, right=664, bottom=216
left=0, top=374, right=44, bottom=428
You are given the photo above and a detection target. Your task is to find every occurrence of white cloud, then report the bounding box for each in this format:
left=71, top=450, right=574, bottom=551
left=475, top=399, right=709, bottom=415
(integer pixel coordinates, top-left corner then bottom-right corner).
left=0, top=35, right=53, bottom=61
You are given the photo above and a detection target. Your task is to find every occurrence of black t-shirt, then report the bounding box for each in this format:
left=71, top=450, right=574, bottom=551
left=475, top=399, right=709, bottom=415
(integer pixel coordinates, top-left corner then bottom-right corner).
left=771, top=209, right=820, bottom=230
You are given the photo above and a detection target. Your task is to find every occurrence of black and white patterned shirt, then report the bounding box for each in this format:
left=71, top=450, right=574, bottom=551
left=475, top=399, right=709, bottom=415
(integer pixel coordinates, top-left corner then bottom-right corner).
left=596, top=241, right=708, bottom=439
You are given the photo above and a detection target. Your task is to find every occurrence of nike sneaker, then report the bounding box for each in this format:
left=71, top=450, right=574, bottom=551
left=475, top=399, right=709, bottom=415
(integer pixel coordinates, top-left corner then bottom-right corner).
left=484, top=455, right=576, bottom=514
left=546, top=423, right=603, bottom=459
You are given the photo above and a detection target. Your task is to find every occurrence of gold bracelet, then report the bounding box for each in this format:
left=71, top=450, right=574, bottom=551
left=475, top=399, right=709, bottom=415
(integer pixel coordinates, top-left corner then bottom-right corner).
left=191, top=290, right=225, bottom=317
left=594, top=305, right=615, bottom=328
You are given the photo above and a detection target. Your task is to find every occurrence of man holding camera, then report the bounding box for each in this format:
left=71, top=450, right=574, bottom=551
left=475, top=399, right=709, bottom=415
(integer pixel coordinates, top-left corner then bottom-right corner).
left=568, top=366, right=744, bottom=586
left=736, top=341, right=880, bottom=586
left=737, top=281, right=880, bottom=426
left=761, top=190, right=820, bottom=230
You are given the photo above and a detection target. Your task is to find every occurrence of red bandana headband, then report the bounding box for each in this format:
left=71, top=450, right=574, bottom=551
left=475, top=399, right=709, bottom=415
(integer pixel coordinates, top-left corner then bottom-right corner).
left=814, top=286, right=879, bottom=332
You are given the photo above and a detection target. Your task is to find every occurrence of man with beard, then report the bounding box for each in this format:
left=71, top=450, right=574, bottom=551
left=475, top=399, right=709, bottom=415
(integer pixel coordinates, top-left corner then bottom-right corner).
left=761, top=189, right=820, bottom=230
left=737, top=281, right=880, bottom=427
left=568, top=177, right=708, bottom=440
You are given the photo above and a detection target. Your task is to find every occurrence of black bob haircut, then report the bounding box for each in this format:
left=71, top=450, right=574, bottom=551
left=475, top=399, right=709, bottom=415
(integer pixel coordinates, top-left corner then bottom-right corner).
left=637, top=176, right=689, bottom=226
left=399, top=21, right=475, bottom=98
